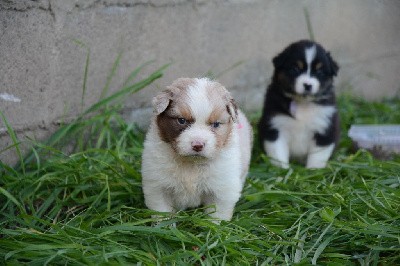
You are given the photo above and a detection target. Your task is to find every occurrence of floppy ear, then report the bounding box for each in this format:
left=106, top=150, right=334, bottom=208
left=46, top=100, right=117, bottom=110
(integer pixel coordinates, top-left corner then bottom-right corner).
left=226, top=98, right=238, bottom=123
left=152, top=90, right=171, bottom=115
left=326, top=52, right=339, bottom=76
left=152, top=78, right=194, bottom=115
left=220, top=89, right=238, bottom=123
left=152, top=85, right=181, bottom=115
left=272, top=49, right=289, bottom=69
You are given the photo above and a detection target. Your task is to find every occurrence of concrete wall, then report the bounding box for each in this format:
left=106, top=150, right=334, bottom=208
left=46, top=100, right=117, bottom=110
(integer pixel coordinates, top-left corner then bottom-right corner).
left=1, top=0, right=400, bottom=163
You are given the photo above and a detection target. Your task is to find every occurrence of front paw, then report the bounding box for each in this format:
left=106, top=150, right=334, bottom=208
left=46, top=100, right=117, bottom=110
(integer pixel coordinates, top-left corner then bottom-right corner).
left=270, top=157, right=290, bottom=169
left=208, top=204, right=235, bottom=222
left=151, top=214, right=176, bottom=228
left=306, top=160, right=327, bottom=169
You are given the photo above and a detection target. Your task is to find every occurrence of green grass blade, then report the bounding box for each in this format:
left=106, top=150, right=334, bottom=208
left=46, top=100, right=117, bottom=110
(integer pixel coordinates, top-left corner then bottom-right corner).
left=99, top=50, right=123, bottom=100
left=73, top=39, right=90, bottom=112
left=0, top=186, right=25, bottom=213
left=83, top=63, right=170, bottom=116
left=0, top=110, right=25, bottom=173
left=311, top=233, right=336, bottom=265
left=122, top=60, right=155, bottom=88
left=303, top=7, right=315, bottom=41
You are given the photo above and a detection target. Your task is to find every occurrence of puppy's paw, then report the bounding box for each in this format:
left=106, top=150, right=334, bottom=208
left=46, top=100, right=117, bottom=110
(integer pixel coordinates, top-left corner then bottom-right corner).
left=151, top=214, right=176, bottom=228
left=306, top=161, right=327, bottom=169
left=270, top=158, right=290, bottom=169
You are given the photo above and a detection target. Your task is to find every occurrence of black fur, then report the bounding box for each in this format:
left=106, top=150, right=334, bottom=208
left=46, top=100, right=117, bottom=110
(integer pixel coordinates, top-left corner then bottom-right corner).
left=258, top=40, right=340, bottom=159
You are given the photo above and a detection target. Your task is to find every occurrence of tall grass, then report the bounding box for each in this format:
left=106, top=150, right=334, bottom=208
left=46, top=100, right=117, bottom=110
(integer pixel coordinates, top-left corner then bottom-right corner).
left=1, top=57, right=400, bottom=264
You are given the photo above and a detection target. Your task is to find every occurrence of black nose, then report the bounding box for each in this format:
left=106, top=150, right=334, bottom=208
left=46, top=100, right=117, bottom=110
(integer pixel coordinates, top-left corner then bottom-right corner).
left=303, top=83, right=312, bottom=92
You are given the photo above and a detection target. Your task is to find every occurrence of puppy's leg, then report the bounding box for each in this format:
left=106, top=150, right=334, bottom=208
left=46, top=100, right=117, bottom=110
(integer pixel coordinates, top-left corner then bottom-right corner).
left=306, top=143, right=334, bottom=168
left=144, top=188, right=176, bottom=226
left=203, top=193, right=239, bottom=222
left=144, top=188, right=174, bottom=213
left=263, top=138, right=289, bottom=169
left=209, top=199, right=237, bottom=222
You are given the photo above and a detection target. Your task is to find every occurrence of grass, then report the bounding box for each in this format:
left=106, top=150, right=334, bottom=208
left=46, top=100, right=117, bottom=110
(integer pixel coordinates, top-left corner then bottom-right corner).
left=1, top=63, right=400, bottom=265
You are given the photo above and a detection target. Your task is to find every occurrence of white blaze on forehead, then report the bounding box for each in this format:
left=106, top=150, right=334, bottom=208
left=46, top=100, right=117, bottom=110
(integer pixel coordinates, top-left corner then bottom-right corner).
left=176, top=78, right=218, bottom=158
left=295, top=45, right=319, bottom=95
left=305, top=45, right=317, bottom=75
left=186, top=78, right=213, bottom=123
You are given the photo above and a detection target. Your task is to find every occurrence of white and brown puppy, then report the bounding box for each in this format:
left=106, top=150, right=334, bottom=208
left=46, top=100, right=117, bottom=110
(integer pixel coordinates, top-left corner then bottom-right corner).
left=258, top=40, right=339, bottom=169
left=141, top=77, right=252, bottom=221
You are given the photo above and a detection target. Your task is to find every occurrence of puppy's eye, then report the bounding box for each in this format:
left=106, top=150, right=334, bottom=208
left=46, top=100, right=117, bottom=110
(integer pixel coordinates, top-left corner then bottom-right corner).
left=289, top=66, right=301, bottom=74
left=315, top=68, right=324, bottom=75
left=211, top=122, right=221, bottom=128
left=177, top=118, right=186, bottom=125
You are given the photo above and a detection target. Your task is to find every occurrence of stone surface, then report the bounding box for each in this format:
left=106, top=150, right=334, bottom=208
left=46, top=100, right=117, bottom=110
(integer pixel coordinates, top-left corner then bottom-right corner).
left=1, top=0, right=400, bottom=164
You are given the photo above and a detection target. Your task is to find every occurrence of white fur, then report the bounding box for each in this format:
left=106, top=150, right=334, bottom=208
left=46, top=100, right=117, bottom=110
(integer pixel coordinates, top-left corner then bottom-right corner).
left=264, top=101, right=336, bottom=169
left=176, top=125, right=217, bottom=158
left=295, top=45, right=320, bottom=95
left=264, top=137, right=289, bottom=169
left=175, top=83, right=218, bottom=158
left=306, top=143, right=335, bottom=168
left=141, top=78, right=252, bottom=221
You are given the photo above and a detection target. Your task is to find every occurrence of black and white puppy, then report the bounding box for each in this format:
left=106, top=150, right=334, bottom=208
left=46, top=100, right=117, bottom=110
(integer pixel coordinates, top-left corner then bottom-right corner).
left=258, top=40, right=339, bottom=168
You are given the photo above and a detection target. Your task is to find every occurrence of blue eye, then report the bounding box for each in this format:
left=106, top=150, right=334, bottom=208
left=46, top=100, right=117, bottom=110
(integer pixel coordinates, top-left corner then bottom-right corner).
left=212, top=122, right=221, bottom=128
left=178, top=118, right=186, bottom=125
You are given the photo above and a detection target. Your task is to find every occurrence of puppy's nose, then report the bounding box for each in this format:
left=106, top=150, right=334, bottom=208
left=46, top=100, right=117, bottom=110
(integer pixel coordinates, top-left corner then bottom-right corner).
left=191, top=140, right=205, bottom=152
left=303, top=83, right=312, bottom=92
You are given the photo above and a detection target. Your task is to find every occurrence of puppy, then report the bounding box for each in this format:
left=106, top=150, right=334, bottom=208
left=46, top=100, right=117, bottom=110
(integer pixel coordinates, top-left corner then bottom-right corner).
left=141, top=78, right=252, bottom=221
left=258, top=40, right=339, bottom=169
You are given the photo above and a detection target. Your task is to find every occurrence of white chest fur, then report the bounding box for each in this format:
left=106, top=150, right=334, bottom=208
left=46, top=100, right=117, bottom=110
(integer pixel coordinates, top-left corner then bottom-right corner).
left=271, top=101, right=336, bottom=158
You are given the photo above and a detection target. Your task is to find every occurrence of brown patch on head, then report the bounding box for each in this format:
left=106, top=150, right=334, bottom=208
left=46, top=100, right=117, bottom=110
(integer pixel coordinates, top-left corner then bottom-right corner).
left=154, top=78, right=196, bottom=144
left=315, top=62, right=323, bottom=70
left=205, top=81, right=238, bottom=123
left=296, top=60, right=304, bottom=70
left=204, top=80, right=237, bottom=148
left=156, top=107, right=191, bottom=144
left=152, top=78, right=196, bottom=115
left=213, top=120, right=234, bottom=149
left=208, top=106, right=226, bottom=125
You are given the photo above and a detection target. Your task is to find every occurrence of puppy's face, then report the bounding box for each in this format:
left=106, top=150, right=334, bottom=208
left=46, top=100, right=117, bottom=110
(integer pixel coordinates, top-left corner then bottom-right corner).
left=153, top=78, right=238, bottom=160
left=273, top=40, right=339, bottom=99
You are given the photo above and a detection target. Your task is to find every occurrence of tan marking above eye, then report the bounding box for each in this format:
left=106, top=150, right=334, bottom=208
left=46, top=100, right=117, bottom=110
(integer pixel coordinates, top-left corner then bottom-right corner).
left=177, top=105, right=194, bottom=122
left=296, top=60, right=304, bottom=70
left=315, top=62, right=323, bottom=70
left=208, top=107, right=228, bottom=124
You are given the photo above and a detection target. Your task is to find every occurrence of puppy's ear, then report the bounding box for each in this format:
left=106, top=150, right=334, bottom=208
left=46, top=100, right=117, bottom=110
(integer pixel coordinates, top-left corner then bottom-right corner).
left=227, top=98, right=238, bottom=123
left=152, top=86, right=180, bottom=115
left=326, top=52, right=339, bottom=76
left=152, top=78, right=194, bottom=115
left=152, top=90, right=171, bottom=115
left=272, top=50, right=288, bottom=69
left=221, top=89, right=238, bottom=123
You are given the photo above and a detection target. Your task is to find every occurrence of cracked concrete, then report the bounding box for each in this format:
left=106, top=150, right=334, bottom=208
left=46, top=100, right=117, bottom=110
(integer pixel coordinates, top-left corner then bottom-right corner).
left=1, top=0, right=400, bottom=164
left=0, top=0, right=50, bottom=11
left=73, top=0, right=206, bottom=9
